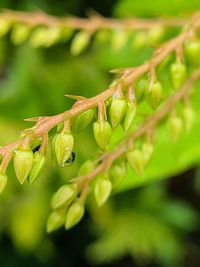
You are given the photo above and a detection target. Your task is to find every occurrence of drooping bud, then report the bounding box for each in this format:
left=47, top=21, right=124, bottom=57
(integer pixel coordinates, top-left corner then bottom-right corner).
left=170, top=62, right=186, bottom=90
left=127, top=149, right=144, bottom=176
left=94, top=175, right=112, bottom=206
left=65, top=201, right=85, bottom=229
left=11, top=23, right=30, bottom=45
left=182, top=106, right=195, bottom=132
left=13, top=149, right=34, bottom=184
left=54, top=132, right=74, bottom=166
left=111, top=29, right=127, bottom=51
left=135, top=79, right=148, bottom=103
left=93, top=121, right=112, bottom=150
left=30, top=27, right=49, bottom=47
left=73, top=109, right=94, bottom=133
left=0, top=173, right=7, bottom=193
left=185, top=40, right=200, bottom=66
left=110, top=162, right=126, bottom=189
left=70, top=31, right=91, bottom=55
left=0, top=18, right=11, bottom=37
left=122, top=102, right=136, bottom=132
left=132, top=31, right=147, bottom=49
left=47, top=209, right=66, bottom=233
left=78, top=160, right=97, bottom=176
left=29, top=152, right=46, bottom=184
left=109, top=96, right=127, bottom=128
left=51, top=184, right=77, bottom=210
left=167, top=115, right=183, bottom=142
left=142, top=142, right=154, bottom=166
left=147, top=26, right=164, bottom=45
left=146, top=81, right=162, bottom=109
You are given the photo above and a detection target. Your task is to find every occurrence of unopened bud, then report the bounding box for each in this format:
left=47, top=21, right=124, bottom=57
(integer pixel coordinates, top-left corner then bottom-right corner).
left=135, top=79, right=148, bottom=103
left=93, top=121, right=112, bottom=150
left=142, top=142, right=154, bottom=165
left=94, top=176, right=112, bottom=206
left=170, top=62, right=186, bottom=90
left=147, top=26, right=164, bottom=45
left=146, top=81, right=162, bottom=109
left=185, top=40, right=200, bottom=66
left=132, top=31, right=147, bottom=49
left=182, top=106, right=195, bottom=132
left=123, top=102, right=136, bottom=131
left=13, top=149, right=33, bottom=184
left=29, top=152, right=46, bottom=184
left=0, top=173, right=7, bottom=193
left=51, top=184, right=77, bottom=210
left=111, top=29, right=127, bottom=51
left=78, top=160, right=97, bottom=176
left=127, top=149, right=144, bottom=176
left=65, top=201, right=85, bottom=229
left=0, top=18, right=11, bottom=37
left=167, top=115, right=183, bottom=142
left=109, top=97, right=127, bottom=128
left=73, top=109, right=94, bottom=133
left=30, top=27, right=48, bottom=47
left=70, top=31, right=91, bottom=55
left=54, top=132, right=74, bottom=166
left=11, top=23, right=30, bottom=45
left=47, top=209, right=65, bottom=233
left=110, top=163, right=126, bottom=189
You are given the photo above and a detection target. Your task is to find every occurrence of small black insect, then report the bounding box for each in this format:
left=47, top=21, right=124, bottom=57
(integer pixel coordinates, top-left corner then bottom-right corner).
left=32, top=145, right=41, bottom=153
left=64, top=152, right=76, bottom=166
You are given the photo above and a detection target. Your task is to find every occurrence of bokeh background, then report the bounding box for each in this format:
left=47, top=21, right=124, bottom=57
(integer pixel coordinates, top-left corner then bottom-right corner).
left=1, top=1, right=200, bottom=267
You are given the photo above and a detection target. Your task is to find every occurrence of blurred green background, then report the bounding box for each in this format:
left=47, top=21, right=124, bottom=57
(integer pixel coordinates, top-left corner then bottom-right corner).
left=1, top=1, right=200, bottom=267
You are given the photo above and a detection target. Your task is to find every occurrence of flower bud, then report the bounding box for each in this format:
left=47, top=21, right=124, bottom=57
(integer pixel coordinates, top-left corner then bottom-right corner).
left=0, top=173, right=7, bottom=193
left=135, top=79, right=148, bottom=103
left=127, top=149, right=144, bottom=176
left=167, top=115, right=183, bottom=142
left=142, top=142, right=154, bottom=165
left=78, top=160, right=97, bottom=176
left=13, top=149, right=34, bottom=184
left=122, top=102, right=136, bottom=132
left=170, top=62, right=186, bottom=90
left=73, top=109, right=94, bottom=133
left=65, top=201, right=85, bottom=229
left=94, top=176, right=112, bottom=206
left=109, top=97, right=127, bottom=128
left=11, top=23, right=30, bottom=45
left=93, top=121, right=112, bottom=150
left=182, top=106, right=195, bottom=132
left=111, top=29, right=127, bottom=51
left=70, top=31, right=91, bottom=55
left=29, top=152, right=46, bottom=184
left=185, top=40, right=200, bottom=66
left=0, top=18, right=11, bottom=37
left=51, top=184, right=77, bottom=210
left=30, top=27, right=48, bottom=47
left=54, top=132, right=74, bottom=166
left=110, top=163, right=126, bottom=189
left=47, top=209, right=65, bottom=233
left=146, top=81, right=162, bottom=109
left=147, top=26, right=164, bottom=45
left=132, top=31, right=147, bottom=49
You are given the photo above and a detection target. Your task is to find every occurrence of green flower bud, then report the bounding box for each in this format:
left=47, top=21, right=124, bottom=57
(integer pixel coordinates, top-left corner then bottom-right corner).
left=29, top=152, right=46, bottom=184
left=110, top=163, right=126, bottom=189
left=11, top=23, right=30, bottom=45
left=185, top=40, right=200, bottom=66
left=135, top=79, right=148, bottom=103
left=182, top=106, right=195, bottom=132
left=47, top=209, right=66, bottom=233
left=51, top=184, right=77, bottom=210
left=78, top=160, right=97, bottom=176
left=111, top=29, right=127, bottom=51
left=167, top=115, right=183, bottom=142
left=109, top=98, right=127, bottom=128
left=93, top=121, right=112, bottom=150
left=94, top=176, right=112, bottom=206
left=73, top=109, right=94, bottom=133
left=70, top=31, right=91, bottom=55
left=170, top=62, right=186, bottom=90
left=147, top=26, right=164, bottom=45
left=142, top=142, right=154, bottom=165
left=0, top=18, right=11, bottom=37
left=65, top=201, right=85, bottom=229
left=0, top=173, right=7, bottom=193
left=42, top=27, right=61, bottom=47
left=146, top=81, right=162, bottom=109
left=132, top=31, right=147, bottom=49
left=13, top=149, right=34, bottom=184
left=30, top=27, right=49, bottom=47
left=127, top=149, right=144, bottom=176
left=122, top=102, right=136, bottom=132
left=54, top=132, right=74, bottom=166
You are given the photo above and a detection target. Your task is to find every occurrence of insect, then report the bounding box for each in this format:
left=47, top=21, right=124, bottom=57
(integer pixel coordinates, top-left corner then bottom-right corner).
left=64, top=152, right=76, bottom=166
